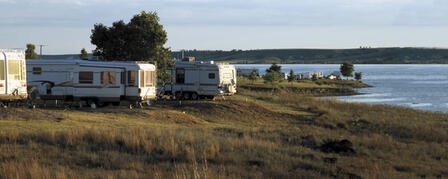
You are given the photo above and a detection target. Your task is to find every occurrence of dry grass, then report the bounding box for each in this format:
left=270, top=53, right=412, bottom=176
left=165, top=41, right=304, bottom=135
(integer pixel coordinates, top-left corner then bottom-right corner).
left=1, top=85, right=448, bottom=178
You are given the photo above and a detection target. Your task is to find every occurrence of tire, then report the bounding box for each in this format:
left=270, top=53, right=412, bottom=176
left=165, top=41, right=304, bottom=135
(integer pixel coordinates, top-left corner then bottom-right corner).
left=183, top=93, right=191, bottom=100
left=88, top=100, right=97, bottom=109
left=175, top=92, right=183, bottom=100
left=191, top=93, right=198, bottom=100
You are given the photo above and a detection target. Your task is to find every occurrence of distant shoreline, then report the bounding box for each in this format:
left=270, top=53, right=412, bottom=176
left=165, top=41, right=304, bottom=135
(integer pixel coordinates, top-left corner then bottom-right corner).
left=40, top=47, right=448, bottom=64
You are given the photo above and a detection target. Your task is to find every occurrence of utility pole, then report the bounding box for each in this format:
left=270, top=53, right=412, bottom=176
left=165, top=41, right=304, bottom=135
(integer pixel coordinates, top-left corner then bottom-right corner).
left=38, top=45, right=47, bottom=59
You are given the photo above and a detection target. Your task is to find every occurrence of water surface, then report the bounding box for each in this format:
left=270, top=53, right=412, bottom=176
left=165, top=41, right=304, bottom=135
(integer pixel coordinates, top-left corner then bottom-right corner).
left=235, top=64, right=448, bottom=112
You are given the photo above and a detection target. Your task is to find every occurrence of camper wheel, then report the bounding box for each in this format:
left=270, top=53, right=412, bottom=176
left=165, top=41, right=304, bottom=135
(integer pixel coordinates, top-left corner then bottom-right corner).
left=88, top=100, right=97, bottom=109
left=183, top=93, right=191, bottom=100
left=175, top=92, right=183, bottom=100
left=191, top=93, right=198, bottom=100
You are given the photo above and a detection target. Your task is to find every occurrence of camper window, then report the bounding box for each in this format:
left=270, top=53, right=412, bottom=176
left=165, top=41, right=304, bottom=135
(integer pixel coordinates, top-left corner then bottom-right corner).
left=79, top=71, right=93, bottom=84
left=101, top=72, right=116, bottom=85
left=208, top=73, right=215, bottom=79
left=32, top=67, right=42, bottom=75
left=128, top=71, right=136, bottom=86
left=0, top=60, right=4, bottom=80
left=176, top=68, right=185, bottom=84
left=145, top=71, right=153, bottom=87
left=8, top=60, right=20, bottom=80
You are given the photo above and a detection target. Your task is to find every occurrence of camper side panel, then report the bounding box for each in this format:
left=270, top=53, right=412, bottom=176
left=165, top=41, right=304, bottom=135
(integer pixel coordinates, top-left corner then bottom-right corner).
left=73, top=66, right=122, bottom=101
left=198, top=69, right=219, bottom=95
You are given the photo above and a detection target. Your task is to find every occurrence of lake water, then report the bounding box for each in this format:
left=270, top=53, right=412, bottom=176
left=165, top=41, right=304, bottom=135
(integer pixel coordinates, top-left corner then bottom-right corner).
left=235, top=64, right=448, bottom=113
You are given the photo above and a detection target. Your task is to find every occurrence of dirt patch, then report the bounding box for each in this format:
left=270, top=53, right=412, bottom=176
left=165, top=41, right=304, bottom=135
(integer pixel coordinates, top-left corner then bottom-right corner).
left=144, top=110, right=207, bottom=125
left=174, top=99, right=295, bottom=124
left=0, top=108, right=63, bottom=121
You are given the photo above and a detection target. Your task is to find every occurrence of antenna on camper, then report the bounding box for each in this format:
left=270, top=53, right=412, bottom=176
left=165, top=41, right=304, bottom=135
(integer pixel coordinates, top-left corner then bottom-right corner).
left=38, top=44, right=48, bottom=59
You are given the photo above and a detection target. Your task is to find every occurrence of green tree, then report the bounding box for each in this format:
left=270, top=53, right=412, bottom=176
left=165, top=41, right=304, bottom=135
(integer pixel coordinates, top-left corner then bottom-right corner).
left=355, top=72, right=362, bottom=81
left=263, top=72, right=280, bottom=87
left=340, top=62, right=354, bottom=80
left=25, top=44, right=38, bottom=59
left=80, top=48, right=89, bottom=60
left=90, top=11, right=174, bottom=84
left=266, top=63, right=281, bottom=73
left=287, top=69, right=296, bottom=85
left=311, top=73, right=318, bottom=81
left=249, top=70, right=258, bottom=84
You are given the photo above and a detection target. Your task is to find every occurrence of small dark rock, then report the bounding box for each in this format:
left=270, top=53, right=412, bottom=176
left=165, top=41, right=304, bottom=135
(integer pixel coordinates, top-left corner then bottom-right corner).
left=393, top=166, right=412, bottom=172
left=301, top=154, right=315, bottom=160
left=300, top=135, right=317, bottom=148
left=247, top=160, right=264, bottom=167
left=323, top=157, right=337, bottom=164
left=337, top=123, right=346, bottom=129
left=323, top=124, right=336, bottom=129
left=320, top=139, right=356, bottom=155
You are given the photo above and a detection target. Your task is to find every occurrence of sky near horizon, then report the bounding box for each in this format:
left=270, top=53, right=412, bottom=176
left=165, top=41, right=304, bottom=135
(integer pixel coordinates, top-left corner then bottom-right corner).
left=0, top=0, right=448, bottom=54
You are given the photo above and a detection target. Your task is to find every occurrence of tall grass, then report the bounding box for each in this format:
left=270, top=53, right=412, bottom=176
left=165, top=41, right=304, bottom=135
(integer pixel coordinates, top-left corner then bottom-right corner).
left=1, top=87, right=448, bottom=178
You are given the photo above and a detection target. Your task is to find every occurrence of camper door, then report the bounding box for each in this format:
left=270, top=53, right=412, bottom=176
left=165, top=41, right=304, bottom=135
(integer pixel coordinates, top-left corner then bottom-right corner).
left=5, top=54, right=25, bottom=95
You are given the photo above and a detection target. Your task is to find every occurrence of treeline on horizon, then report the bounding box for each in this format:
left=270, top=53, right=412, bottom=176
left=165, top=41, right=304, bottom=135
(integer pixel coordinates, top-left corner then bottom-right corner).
left=41, top=47, right=448, bottom=64
left=172, top=47, right=448, bottom=64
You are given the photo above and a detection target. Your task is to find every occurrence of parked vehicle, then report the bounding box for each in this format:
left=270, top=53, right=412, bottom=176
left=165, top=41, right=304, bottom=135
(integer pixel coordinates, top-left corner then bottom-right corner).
left=160, top=59, right=237, bottom=100
left=298, top=72, right=324, bottom=80
left=0, top=49, right=27, bottom=104
left=26, top=59, right=156, bottom=108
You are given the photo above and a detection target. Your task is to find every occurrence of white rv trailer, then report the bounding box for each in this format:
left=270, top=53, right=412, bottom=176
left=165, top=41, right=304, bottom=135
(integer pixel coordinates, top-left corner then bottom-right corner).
left=0, top=49, right=27, bottom=102
left=161, top=60, right=237, bottom=99
left=26, top=60, right=156, bottom=107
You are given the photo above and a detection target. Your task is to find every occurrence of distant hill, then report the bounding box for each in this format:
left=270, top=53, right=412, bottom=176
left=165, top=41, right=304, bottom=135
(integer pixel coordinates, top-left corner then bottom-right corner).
left=39, top=47, right=448, bottom=64
left=173, top=48, right=448, bottom=64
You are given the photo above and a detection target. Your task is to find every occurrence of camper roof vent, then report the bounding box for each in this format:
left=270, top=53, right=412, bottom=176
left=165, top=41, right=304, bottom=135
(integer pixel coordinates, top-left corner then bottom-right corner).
left=182, top=57, right=195, bottom=62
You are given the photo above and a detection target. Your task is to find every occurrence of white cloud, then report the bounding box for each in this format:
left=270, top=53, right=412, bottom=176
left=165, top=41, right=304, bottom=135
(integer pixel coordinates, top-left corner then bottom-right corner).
left=1, top=0, right=448, bottom=53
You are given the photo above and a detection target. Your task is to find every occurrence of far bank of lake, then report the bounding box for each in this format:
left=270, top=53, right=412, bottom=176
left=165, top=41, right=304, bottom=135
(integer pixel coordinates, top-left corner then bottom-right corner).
left=235, top=64, right=448, bottom=112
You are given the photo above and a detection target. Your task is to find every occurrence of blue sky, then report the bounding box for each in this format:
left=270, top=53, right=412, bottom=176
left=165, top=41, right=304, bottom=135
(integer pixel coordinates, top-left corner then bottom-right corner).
left=0, top=0, right=447, bottom=54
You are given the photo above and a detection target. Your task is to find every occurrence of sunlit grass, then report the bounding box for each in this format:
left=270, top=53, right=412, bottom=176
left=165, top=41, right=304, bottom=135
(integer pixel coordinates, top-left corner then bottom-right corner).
left=1, top=83, right=448, bottom=178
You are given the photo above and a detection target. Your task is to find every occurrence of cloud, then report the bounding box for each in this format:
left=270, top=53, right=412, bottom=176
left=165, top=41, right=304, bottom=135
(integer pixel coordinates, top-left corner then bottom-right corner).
left=1, top=0, right=446, bottom=27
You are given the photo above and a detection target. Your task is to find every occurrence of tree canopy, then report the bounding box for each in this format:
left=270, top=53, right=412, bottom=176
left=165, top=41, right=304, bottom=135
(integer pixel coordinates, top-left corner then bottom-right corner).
left=288, top=69, right=296, bottom=83
left=249, top=70, right=258, bottom=84
left=266, top=63, right=281, bottom=73
left=25, top=44, right=38, bottom=59
left=355, top=72, right=362, bottom=81
left=80, top=48, right=89, bottom=60
left=90, top=11, right=174, bottom=83
left=263, top=72, right=280, bottom=87
left=340, top=62, right=354, bottom=79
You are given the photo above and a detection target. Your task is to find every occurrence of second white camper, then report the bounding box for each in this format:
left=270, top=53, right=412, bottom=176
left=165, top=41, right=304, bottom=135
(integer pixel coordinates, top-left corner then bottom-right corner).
left=161, top=60, right=237, bottom=99
left=27, top=60, right=156, bottom=107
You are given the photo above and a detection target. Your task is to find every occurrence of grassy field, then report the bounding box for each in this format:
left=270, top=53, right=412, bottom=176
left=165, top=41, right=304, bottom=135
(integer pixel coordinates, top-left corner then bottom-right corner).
left=238, top=77, right=369, bottom=96
left=1, top=81, right=448, bottom=178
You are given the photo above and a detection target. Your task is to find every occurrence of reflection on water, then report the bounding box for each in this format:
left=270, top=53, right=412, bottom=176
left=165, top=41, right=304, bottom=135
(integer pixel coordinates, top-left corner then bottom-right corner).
left=235, top=64, right=448, bottom=112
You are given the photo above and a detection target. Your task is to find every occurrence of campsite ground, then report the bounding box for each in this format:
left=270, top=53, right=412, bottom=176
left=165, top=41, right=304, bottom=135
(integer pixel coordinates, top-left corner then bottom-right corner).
left=1, top=79, right=448, bottom=178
